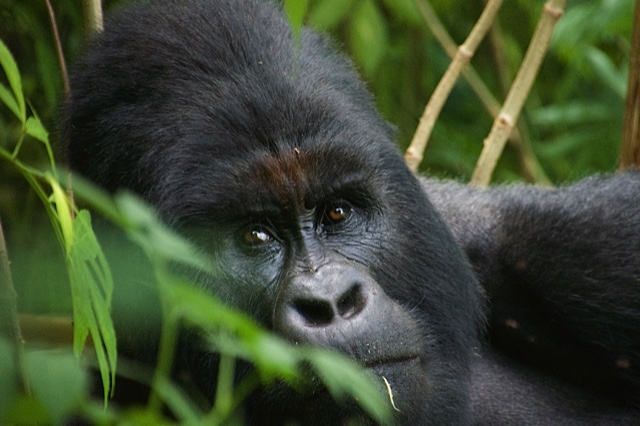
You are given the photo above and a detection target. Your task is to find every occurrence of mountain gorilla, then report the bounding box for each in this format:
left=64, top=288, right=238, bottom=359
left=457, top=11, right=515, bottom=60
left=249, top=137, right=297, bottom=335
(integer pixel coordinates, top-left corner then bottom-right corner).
left=64, top=0, right=640, bottom=424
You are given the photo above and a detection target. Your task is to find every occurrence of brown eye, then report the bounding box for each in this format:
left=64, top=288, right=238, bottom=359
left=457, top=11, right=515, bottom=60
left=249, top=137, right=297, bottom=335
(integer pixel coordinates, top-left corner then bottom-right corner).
left=323, top=203, right=352, bottom=225
left=243, top=228, right=273, bottom=245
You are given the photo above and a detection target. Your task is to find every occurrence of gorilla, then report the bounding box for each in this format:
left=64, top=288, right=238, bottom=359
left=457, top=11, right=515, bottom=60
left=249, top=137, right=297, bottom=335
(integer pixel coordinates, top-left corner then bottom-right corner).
left=63, top=0, right=640, bottom=424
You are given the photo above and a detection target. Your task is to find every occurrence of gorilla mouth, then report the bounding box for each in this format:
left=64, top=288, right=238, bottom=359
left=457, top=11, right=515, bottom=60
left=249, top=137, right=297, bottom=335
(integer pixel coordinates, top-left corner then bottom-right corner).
left=363, top=353, right=421, bottom=368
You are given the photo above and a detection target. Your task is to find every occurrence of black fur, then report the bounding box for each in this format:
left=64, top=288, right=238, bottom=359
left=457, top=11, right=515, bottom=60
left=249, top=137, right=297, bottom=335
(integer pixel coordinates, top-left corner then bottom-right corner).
left=423, top=176, right=640, bottom=424
left=64, top=0, right=640, bottom=424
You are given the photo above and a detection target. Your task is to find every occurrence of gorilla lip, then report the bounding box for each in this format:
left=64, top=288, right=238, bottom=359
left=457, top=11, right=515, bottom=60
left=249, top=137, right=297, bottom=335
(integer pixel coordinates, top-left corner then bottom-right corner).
left=363, top=353, right=421, bottom=369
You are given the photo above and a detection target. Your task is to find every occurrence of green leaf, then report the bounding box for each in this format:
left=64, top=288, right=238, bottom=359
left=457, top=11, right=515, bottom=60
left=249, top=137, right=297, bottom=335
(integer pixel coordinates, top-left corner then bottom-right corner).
left=49, top=177, right=73, bottom=252
left=166, top=280, right=300, bottom=382
left=284, top=0, right=308, bottom=36
left=585, top=46, right=626, bottom=99
left=530, top=102, right=611, bottom=127
left=308, top=0, right=355, bottom=30
left=0, top=39, right=25, bottom=123
left=250, top=334, right=300, bottom=380
left=0, top=82, right=20, bottom=121
left=167, top=279, right=262, bottom=339
left=115, top=192, right=217, bottom=274
left=348, top=0, right=388, bottom=76
left=303, top=348, right=392, bottom=425
left=5, top=395, right=49, bottom=424
left=535, top=130, right=596, bottom=158
left=25, top=116, right=50, bottom=144
left=0, top=338, right=16, bottom=422
left=66, top=173, right=123, bottom=226
left=120, top=408, right=173, bottom=425
left=380, top=0, right=422, bottom=25
left=167, top=282, right=389, bottom=420
left=67, top=210, right=117, bottom=403
left=149, top=374, right=203, bottom=422
left=24, top=351, right=89, bottom=424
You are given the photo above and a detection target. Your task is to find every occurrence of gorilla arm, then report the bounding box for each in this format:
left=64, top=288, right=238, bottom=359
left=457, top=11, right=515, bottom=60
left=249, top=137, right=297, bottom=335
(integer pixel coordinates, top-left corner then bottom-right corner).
left=421, top=172, right=640, bottom=408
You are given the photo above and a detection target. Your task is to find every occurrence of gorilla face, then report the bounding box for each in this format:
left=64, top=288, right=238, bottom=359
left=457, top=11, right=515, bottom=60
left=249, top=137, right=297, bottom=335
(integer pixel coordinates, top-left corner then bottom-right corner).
left=171, top=120, right=478, bottom=424
left=64, top=0, right=482, bottom=423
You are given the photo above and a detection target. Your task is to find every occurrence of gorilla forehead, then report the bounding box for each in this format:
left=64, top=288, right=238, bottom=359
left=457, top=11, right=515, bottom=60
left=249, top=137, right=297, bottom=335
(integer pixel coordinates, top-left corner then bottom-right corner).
left=96, top=0, right=383, bottom=131
left=66, top=0, right=396, bottom=200
left=154, top=130, right=388, bottom=223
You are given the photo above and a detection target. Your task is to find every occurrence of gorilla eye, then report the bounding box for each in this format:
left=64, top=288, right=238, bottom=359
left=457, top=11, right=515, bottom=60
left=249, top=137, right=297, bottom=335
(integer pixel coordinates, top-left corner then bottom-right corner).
left=322, top=202, right=352, bottom=226
left=243, top=227, right=273, bottom=246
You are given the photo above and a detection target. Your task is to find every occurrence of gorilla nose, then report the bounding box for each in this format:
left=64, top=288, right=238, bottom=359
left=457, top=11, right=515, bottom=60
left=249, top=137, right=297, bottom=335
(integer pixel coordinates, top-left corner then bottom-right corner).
left=291, top=281, right=366, bottom=326
left=274, top=263, right=376, bottom=341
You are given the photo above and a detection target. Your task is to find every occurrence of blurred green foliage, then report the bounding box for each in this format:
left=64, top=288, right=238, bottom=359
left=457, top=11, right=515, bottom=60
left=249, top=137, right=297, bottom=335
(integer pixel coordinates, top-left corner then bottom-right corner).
left=0, top=0, right=634, bottom=423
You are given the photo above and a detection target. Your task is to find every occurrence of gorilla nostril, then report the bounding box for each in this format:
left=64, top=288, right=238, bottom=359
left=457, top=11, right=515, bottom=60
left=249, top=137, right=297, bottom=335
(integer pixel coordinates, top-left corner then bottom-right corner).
left=337, top=284, right=366, bottom=319
left=292, top=299, right=334, bottom=326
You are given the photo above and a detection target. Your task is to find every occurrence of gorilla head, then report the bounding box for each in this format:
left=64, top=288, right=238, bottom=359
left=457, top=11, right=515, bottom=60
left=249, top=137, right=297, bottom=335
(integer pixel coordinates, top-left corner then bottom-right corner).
left=64, top=0, right=482, bottom=423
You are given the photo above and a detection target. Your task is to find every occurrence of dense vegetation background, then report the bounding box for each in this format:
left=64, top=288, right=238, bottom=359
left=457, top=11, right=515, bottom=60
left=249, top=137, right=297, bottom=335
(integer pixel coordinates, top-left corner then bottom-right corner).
left=0, top=0, right=634, bottom=422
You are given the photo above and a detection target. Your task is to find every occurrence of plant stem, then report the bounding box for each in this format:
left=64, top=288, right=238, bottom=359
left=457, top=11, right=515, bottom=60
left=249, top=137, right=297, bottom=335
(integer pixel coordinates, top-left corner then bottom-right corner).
left=415, top=0, right=551, bottom=184
left=405, top=0, right=504, bottom=172
left=0, top=149, right=66, bottom=250
left=148, top=264, right=179, bottom=414
left=210, top=352, right=236, bottom=423
left=620, top=0, right=640, bottom=169
left=0, top=219, right=31, bottom=396
left=487, top=11, right=551, bottom=185
left=82, top=0, right=104, bottom=34
left=415, top=0, right=502, bottom=120
left=44, top=0, right=70, bottom=98
left=471, top=0, right=566, bottom=187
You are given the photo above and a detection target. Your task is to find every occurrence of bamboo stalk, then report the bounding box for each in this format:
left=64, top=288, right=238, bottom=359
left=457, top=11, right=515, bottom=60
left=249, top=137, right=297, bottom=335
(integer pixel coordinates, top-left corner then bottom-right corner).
left=487, top=11, right=551, bottom=185
left=415, top=0, right=502, bottom=121
left=620, top=0, right=640, bottom=169
left=415, top=0, right=551, bottom=184
left=405, top=0, right=505, bottom=172
left=470, top=0, right=566, bottom=187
